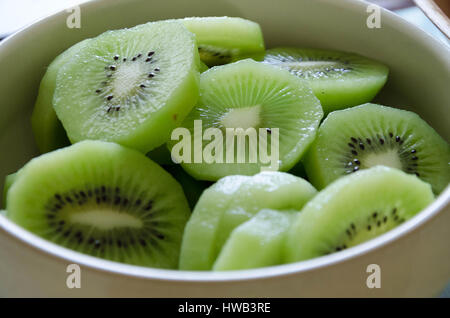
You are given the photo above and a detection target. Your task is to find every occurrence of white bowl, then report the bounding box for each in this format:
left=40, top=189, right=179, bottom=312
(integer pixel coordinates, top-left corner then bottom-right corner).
left=0, top=0, right=448, bottom=297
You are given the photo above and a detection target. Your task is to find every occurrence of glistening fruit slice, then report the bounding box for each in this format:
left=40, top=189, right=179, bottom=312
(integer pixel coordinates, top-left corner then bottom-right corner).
left=32, top=39, right=91, bottom=153
left=181, top=17, right=265, bottom=67
left=179, top=171, right=317, bottom=270
left=54, top=21, right=200, bottom=153
left=304, top=103, right=450, bottom=194
left=6, top=140, right=190, bottom=268
left=213, top=209, right=296, bottom=271
left=169, top=59, right=323, bottom=181
left=286, top=166, right=434, bottom=262
left=262, top=48, right=388, bottom=113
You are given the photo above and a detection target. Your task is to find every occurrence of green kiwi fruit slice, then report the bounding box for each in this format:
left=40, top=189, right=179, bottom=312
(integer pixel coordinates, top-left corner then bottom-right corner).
left=179, top=171, right=317, bottom=270
left=53, top=21, right=200, bottom=153
left=169, top=59, right=323, bottom=181
left=180, top=17, right=265, bottom=67
left=162, top=164, right=212, bottom=209
left=304, top=103, right=450, bottom=194
left=213, top=209, right=296, bottom=271
left=262, top=48, right=388, bottom=113
left=32, top=39, right=91, bottom=153
left=6, top=140, right=190, bottom=268
left=286, top=166, right=434, bottom=262
left=2, top=172, right=17, bottom=209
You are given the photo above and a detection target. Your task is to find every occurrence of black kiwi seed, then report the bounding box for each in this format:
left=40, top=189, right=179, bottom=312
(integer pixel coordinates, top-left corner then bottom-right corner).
left=148, top=73, right=155, bottom=78
left=107, top=95, right=113, bottom=101
left=113, top=55, right=119, bottom=60
left=132, top=57, right=137, bottom=61
left=351, top=137, right=357, bottom=143
left=154, top=68, right=160, bottom=72
left=379, top=138, right=384, bottom=145
left=145, top=58, right=152, bottom=62
left=366, top=138, right=371, bottom=145
left=396, top=136, right=401, bottom=142
left=351, top=150, right=358, bottom=156
left=359, top=143, right=365, bottom=150
left=148, top=51, right=155, bottom=57
left=348, top=143, right=355, bottom=148
left=109, top=65, right=116, bottom=71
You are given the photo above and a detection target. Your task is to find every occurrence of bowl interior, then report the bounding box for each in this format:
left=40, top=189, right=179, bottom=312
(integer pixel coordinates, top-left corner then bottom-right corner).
left=0, top=0, right=448, bottom=277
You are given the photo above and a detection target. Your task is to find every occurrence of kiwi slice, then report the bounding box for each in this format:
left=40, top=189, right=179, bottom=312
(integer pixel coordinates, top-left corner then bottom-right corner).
left=6, top=140, right=190, bottom=268
left=304, top=103, right=450, bottom=194
left=169, top=59, right=323, bottom=181
left=286, top=166, right=434, bottom=262
left=262, top=48, right=388, bottom=113
left=213, top=209, right=296, bottom=271
left=162, top=164, right=212, bottom=209
left=180, top=17, right=265, bottom=67
left=32, top=39, right=91, bottom=153
left=179, top=171, right=317, bottom=270
left=53, top=21, right=200, bottom=153
left=2, top=172, right=17, bottom=209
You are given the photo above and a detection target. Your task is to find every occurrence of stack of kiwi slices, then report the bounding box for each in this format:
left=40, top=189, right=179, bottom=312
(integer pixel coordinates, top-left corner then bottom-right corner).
left=2, top=16, right=449, bottom=271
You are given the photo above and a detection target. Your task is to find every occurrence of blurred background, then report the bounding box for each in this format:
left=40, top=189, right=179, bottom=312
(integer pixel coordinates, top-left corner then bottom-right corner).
left=0, top=0, right=448, bottom=297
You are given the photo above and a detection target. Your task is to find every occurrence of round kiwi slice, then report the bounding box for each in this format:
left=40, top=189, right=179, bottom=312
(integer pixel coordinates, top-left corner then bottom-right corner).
left=169, top=59, right=323, bottom=181
left=304, top=103, right=450, bottom=194
left=6, top=140, right=190, bottom=268
left=53, top=21, right=200, bottom=153
left=285, top=166, right=434, bottom=262
left=179, top=171, right=317, bottom=270
left=262, top=48, right=388, bottom=113
left=180, top=17, right=265, bottom=67
left=32, top=39, right=91, bottom=153
left=213, top=209, right=296, bottom=271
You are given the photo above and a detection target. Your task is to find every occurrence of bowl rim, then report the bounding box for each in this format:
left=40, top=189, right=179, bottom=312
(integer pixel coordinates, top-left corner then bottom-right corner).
left=0, top=0, right=449, bottom=282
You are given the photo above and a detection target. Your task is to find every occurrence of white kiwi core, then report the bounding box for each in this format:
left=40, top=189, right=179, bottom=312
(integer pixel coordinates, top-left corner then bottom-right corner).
left=221, top=105, right=262, bottom=129
left=361, top=149, right=403, bottom=170
left=69, top=210, right=143, bottom=230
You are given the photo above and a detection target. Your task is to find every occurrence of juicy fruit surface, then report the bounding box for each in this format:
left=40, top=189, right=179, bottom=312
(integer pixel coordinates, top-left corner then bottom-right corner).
left=286, top=166, right=434, bottom=262
left=32, top=39, right=91, bottom=153
left=304, top=103, right=450, bottom=194
left=54, top=21, right=200, bottom=153
left=262, top=48, right=388, bottom=113
left=171, top=59, right=323, bottom=181
left=179, top=171, right=317, bottom=270
left=213, top=209, right=296, bottom=271
left=7, top=141, right=190, bottom=268
left=181, top=17, right=265, bottom=67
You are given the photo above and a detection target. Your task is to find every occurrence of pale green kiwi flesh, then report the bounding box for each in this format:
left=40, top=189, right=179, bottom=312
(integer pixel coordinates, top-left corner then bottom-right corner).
left=31, top=39, right=91, bottom=153
left=286, top=166, right=434, bottom=262
left=179, top=171, right=317, bottom=270
left=213, top=209, right=296, bottom=271
left=7, top=140, right=190, bottom=268
left=180, top=17, right=265, bottom=67
left=2, top=172, right=17, bottom=209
